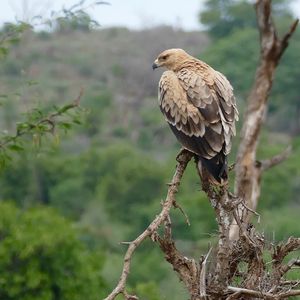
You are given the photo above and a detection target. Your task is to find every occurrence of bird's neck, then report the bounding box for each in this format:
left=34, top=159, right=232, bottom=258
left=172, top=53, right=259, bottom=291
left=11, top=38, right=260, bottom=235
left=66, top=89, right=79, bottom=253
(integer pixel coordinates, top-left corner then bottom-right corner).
left=173, top=58, right=210, bottom=73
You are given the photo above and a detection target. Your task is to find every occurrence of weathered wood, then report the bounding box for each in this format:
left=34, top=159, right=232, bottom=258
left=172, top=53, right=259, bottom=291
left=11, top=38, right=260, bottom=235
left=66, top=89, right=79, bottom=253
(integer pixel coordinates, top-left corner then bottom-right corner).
left=230, top=0, right=298, bottom=239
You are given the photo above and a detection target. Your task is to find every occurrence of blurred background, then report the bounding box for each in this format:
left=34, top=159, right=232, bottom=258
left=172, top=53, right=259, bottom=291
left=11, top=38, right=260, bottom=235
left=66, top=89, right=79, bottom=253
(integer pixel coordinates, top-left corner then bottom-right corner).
left=0, top=0, right=299, bottom=299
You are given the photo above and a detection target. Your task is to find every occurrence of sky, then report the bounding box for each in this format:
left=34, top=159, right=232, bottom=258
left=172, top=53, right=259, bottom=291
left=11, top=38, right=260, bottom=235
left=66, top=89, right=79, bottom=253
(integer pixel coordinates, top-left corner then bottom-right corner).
left=0, top=0, right=299, bottom=31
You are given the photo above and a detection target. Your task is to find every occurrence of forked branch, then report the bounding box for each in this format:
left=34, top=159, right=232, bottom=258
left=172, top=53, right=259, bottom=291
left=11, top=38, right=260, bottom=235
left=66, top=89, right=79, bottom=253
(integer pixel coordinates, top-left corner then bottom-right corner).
left=230, top=0, right=298, bottom=239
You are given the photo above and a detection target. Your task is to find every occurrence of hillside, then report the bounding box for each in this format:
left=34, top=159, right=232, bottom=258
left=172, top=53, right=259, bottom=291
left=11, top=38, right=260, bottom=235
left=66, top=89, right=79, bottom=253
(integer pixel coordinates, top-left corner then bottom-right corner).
left=0, top=26, right=209, bottom=153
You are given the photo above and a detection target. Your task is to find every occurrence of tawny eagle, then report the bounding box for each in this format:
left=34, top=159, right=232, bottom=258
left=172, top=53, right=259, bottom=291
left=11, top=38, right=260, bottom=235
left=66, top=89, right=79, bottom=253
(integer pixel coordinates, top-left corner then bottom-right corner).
left=152, top=48, right=238, bottom=184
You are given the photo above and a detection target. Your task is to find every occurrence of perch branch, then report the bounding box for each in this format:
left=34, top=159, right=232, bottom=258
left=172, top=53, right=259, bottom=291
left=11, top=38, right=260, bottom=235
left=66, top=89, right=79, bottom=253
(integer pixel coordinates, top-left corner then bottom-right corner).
left=104, top=150, right=193, bottom=300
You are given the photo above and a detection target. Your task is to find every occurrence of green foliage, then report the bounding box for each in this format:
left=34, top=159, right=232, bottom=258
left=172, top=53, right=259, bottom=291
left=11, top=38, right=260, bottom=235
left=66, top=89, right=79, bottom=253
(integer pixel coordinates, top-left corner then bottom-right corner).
left=55, top=11, right=96, bottom=33
left=269, top=29, right=300, bottom=132
left=200, top=11, right=300, bottom=131
left=51, top=1, right=109, bottom=33
left=86, top=144, right=166, bottom=228
left=83, top=90, right=113, bottom=136
left=200, top=0, right=257, bottom=39
left=199, top=0, right=294, bottom=39
left=133, top=282, right=162, bottom=300
left=0, top=100, right=84, bottom=169
left=0, top=202, right=106, bottom=300
left=202, top=28, right=259, bottom=97
left=259, top=206, right=300, bottom=241
left=0, top=22, right=32, bottom=59
left=259, top=135, right=300, bottom=209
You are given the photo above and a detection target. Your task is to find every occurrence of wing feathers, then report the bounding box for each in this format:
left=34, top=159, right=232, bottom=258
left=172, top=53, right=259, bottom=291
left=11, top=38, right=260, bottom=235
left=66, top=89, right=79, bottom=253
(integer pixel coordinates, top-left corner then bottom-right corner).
left=158, top=65, right=238, bottom=162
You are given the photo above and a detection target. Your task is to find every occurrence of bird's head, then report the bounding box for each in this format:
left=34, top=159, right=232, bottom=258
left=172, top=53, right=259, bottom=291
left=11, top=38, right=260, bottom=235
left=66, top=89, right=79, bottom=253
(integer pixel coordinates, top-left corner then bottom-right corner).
left=152, top=48, right=190, bottom=71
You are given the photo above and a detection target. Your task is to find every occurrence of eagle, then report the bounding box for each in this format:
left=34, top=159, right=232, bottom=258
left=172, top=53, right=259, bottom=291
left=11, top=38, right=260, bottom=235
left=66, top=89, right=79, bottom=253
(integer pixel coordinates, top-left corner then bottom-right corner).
left=152, top=48, right=238, bottom=184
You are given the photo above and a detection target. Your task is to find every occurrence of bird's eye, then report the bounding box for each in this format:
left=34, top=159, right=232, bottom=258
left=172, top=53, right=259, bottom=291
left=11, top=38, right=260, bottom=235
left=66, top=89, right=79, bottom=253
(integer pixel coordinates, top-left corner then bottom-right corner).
left=161, top=55, right=169, bottom=60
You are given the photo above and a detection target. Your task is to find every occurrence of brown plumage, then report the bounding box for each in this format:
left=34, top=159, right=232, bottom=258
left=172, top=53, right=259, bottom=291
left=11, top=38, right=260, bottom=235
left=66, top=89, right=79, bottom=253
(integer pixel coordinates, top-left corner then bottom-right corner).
left=152, top=48, right=238, bottom=184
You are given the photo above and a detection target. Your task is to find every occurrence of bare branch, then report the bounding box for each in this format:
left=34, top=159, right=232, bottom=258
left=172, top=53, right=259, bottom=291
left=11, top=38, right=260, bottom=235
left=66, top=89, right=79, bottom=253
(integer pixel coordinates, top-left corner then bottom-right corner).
left=259, top=146, right=292, bottom=172
left=279, top=259, right=300, bottom=276
left=279, top=18, right=299, bottom=58
left=231, top=0, right=298, bottom=239
left=273, top=237, right=300, bottom=264
left=173, top=201, right=191, bottom=226
left=228, top=286, right=274, bottom=299
left=271, top=237, right=300, bottom=285
left=155, top=209, right=201, bottom=299
left=278, top=289, right=300, bottom=298
left=228, top=286, right=300, bottom=299
left=199, top=248, right=212, bottom=298
left=104, top=150, right=193, bottom=300
left=280, top=280, right=300, bottom=287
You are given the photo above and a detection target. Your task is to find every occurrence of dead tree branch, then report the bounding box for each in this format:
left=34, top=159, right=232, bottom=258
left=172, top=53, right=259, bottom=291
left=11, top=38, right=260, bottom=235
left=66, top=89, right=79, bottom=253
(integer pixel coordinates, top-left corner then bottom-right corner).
left=155, top=213, right=202, bottom=300
left=104, top=150, right=193, bottom=300
left=230, top=0, right=298, bottom=239
left=259, top=146, right=292, bottom=171
left=199, top=248, right=212, bottom=298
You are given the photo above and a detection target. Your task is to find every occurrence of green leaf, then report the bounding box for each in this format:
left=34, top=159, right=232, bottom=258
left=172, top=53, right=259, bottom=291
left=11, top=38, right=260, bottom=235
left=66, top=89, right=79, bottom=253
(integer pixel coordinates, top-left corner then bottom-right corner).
left=8, top=144, right=24, bottom=152
left=60, top=122, right=72, bottom=129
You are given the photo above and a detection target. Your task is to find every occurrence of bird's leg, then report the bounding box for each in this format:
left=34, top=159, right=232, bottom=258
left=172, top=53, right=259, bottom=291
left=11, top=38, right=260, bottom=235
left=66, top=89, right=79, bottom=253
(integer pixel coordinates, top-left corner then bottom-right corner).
left=176, top=147, right=191, bottom=162
left=228, top=162, right=236, bottom=172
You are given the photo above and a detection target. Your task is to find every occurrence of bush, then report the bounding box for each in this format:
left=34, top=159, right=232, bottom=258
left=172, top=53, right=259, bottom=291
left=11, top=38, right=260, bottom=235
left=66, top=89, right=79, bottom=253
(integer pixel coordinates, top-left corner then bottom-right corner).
left=0, top=202, right=106, bottom=300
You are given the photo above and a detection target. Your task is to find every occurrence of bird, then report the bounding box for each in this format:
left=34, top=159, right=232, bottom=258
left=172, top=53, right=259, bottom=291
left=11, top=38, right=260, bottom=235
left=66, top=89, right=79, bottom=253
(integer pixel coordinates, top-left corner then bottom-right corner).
left=152, top=48, right=238, bottom=184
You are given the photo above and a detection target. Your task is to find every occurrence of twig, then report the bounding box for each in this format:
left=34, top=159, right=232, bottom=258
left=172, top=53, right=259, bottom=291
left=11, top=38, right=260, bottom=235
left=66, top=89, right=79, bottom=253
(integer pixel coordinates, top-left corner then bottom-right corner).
left=0, top=88, right=83, bottom=150
left=279, top=258, right=300, bottom=276
left=260, top=146, right=292, bottom=172
left=278, top=19, right=299, bottom=58
left=225, top=291, right=242, bottom=300
left=278, top=289, right=300, bottom=298
left=173, top=201, right=191, bottom=226
left=242, top=202, right=261, bottom=223
left=273, top=237, right=300, bottom=265
left=104, top=150, right=193, bottom=300
left=228, top=286, right=300, bottom=299
left=280, top=280, right=300, bottom=287
left=232, top=209, right=256, bottom=247
left=228, top=286, right=274, bottom=299
left=199, top=248, right=212, bottom=298
left=123, top=290, right=138, bottom=300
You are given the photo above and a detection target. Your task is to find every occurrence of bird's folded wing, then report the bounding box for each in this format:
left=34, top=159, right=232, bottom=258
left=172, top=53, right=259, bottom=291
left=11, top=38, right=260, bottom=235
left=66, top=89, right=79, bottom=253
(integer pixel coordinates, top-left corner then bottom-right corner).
left=159, top=71, right=205, bottom=138
left=177, top=68, right=238, bottom=156
left=159, top=69, right=237, bottom=159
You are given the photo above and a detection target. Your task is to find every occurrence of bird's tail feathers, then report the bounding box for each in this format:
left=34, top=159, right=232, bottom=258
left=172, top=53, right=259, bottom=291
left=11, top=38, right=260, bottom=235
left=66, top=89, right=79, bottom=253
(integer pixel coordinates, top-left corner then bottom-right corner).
left=197, top=154, right=228, bottom=185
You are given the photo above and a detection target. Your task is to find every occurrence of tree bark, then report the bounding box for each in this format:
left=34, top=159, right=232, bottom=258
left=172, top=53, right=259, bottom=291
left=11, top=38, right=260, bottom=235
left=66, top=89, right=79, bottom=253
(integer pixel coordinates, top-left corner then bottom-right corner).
left=229, top=0, right=298, bottom=239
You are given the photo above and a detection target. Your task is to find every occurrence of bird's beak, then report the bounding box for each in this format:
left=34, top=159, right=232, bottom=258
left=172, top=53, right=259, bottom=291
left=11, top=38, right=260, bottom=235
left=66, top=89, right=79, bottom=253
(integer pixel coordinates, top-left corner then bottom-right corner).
left=152, top=59, right=159, bottom=70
